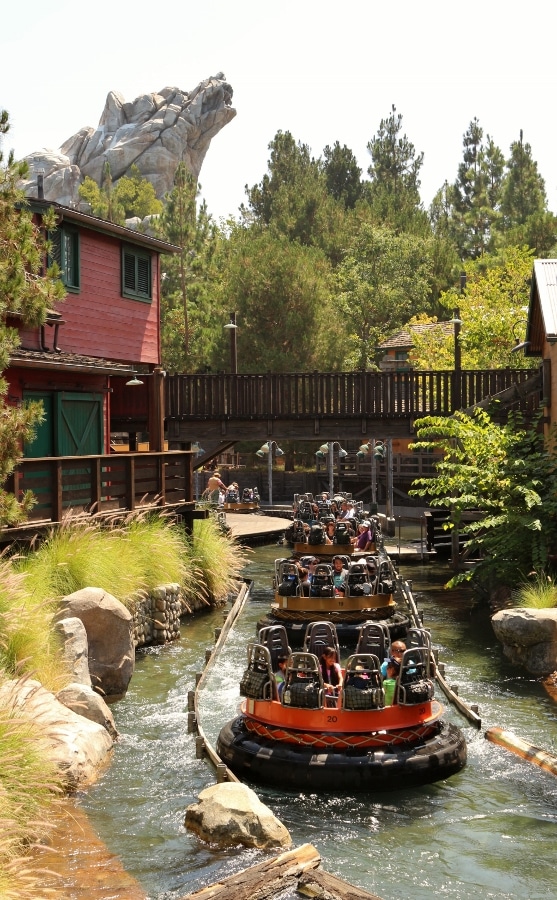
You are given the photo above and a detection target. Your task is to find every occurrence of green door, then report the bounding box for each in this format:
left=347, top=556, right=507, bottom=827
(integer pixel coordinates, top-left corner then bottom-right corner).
left=55, top=392, right=104, bottom=456
left=23, top=391, right=54, bottom=457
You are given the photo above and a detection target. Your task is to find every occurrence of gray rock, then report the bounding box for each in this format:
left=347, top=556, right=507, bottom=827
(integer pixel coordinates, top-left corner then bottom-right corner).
left=53, top=616, right=92, bottom=687
left=492, top=608, right=557, bottom=675
left=56, top=682, right=119, bottom=739
left=20, top=73, right=236, bottom=207
left=56, top=587, right=134, bottom=702
left=0, top=679, right=113, bottom=789
left=185, top=782, right=291, bottom=849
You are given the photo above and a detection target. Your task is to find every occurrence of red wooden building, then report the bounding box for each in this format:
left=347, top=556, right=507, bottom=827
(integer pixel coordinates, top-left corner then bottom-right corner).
left=4, top=199, right=198, bottom=535
left=8, top=199, right=178, bottom=456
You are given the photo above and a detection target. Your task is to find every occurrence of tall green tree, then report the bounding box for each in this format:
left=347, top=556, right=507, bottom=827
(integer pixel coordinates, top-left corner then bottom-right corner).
left=336, top=224, right=433, bottom=369
left=215, top=224, right=340, bottom=373
left=156, top=164, right=220, bottom=373
left=410, top=409, right=557, bottom=591
left=322, top=142, right=364, bottom=209
left=441, top=119, right=505, bottom=259
left=496, top=131, right=557, bottom=254
left=243, top=130, right=351, bottom=266
left=0, top=112, right=65, bottom=523
left=409, top=247, right=535, bottom=370
left=365, top=105, right=428, bottom=234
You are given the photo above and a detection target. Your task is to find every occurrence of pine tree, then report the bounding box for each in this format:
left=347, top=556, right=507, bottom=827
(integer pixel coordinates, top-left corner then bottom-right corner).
left=496, top=130, right=557, bottom=253
left=445, top=119, right=504, bottom=259
left=0, top=112, right=65, bottom=523
left=156, top=164, right=220, bottom=373
left=322, top=142, right=364, bottom=209
left=365, top=105, right=428, bottom=234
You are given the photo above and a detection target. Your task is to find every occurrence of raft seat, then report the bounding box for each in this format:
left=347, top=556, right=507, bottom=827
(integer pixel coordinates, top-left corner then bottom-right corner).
left=258, top=624, right=292, bottom=673
left=239, top=643, right=275, bottom=700
left=355, top=622, right=390, bottom=662
left=282, top=652, right=324, bottom=710
left=342, top=654, right=385, bottom=710
left=303, top=620, right=340, bottom=660
left=396, top=647, right=435, bottom=706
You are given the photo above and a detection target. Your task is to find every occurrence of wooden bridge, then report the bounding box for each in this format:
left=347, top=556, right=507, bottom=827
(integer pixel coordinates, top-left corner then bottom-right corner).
left=162, top=368, right=541, bottom=444
left=2, top=367, right=541, bottom=540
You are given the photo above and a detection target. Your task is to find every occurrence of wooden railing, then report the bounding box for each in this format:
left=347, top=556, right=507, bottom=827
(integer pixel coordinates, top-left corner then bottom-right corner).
left=334, top=453, right=440, bottom=480
left=6, top=451, right=193, bottom=526
left=166, top=369, right=537, bottom=420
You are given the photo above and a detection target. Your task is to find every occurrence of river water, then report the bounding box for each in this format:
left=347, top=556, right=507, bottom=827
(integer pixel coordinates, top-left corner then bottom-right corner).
left=79, top=544, right=557, bottom=900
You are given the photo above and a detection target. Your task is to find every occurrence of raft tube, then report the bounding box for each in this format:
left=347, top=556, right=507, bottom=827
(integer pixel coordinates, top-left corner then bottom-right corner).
left=256, top=611, right=410, bottom=647
left=217, top=716, right=466, bottom=792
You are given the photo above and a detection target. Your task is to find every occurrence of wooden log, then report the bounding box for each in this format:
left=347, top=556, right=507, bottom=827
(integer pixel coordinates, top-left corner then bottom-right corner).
left=485, top=726, right=557, bottom=777
left=177, top=843, right=321, bottom=900
left=298, top=867, right=385, bottom=900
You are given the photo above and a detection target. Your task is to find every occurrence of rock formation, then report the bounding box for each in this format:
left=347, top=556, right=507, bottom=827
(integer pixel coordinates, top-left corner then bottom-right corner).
left=0, top=679, right=113, bottom=789
left=20, top=73, right=235, bottom=206
left=57, top=587, right=135, bottom=702
left=185, top=782, right=292, bottom=849
left=491, top=607, right=557, bottom=675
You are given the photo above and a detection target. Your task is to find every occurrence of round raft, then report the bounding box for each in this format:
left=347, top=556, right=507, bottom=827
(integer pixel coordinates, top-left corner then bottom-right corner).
left=217, top=716, right=467, bottom=792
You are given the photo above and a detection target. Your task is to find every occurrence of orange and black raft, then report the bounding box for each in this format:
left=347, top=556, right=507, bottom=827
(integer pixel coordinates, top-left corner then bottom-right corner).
left=217, top=625, right=467, bottom=792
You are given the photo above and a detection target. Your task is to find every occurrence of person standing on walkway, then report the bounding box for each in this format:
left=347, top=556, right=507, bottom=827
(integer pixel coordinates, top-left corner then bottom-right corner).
left=204, top=471, right=227, bottom=505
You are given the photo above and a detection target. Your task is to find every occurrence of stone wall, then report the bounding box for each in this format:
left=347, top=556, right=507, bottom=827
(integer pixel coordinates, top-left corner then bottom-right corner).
left=131, top=584, right=217, bottom=648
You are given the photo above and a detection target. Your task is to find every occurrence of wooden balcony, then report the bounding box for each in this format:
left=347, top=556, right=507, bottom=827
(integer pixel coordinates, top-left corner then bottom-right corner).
left=4, top=451, right=195, bottom=538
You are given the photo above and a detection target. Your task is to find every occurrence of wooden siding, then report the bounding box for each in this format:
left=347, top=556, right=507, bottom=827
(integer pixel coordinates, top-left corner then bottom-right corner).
left=19, top=231, right=160, bottom=365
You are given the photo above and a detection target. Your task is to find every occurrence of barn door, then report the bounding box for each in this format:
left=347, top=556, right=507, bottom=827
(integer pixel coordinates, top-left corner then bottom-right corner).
left=23, top=391, right=54, bottom=458
left=54, top=392, right=104, bottom=456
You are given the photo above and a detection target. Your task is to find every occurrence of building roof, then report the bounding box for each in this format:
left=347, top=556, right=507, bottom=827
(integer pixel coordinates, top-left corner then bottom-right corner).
left=378, top=321, right=454, bottom=350
left=9, top=347, right=137, bottom=376
left=528, top=259, right=557, bottom=351
left=26, top=199, right=181, bottom=255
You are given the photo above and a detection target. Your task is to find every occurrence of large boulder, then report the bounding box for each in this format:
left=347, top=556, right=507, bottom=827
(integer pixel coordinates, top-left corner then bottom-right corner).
left=56, top=682, right=119, bottom=739
left=185, top=782, right=291, bottom=849
left=53, top=616, right=92, bottom=686
left=56, top=587, right=134, bottom=702
left=20, top=73, right=236, bottom=206
left=491, top=608, right=557, bottom=675
left=0, top=679, right=113, bottom=789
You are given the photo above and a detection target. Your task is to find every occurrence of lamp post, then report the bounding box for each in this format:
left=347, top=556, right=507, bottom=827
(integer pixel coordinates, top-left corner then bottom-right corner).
left=450, top=272, right=466, bottom=410
left=192, top=443, right=205, bottom=501
left=256, top=440, right=284, bottom=506
left=223, top=312, right=238, bottom=374
left=315, top=441, right=348, bottom=496
left=356, top=439, right=392, bottom=518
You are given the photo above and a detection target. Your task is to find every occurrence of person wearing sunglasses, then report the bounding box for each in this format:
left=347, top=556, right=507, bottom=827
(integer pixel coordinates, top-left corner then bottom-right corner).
left=381, top=641, right=406, bottom=677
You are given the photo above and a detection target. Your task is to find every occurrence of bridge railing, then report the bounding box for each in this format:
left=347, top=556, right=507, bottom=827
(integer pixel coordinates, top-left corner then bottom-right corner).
left=166, top=369, right=536, bottom=419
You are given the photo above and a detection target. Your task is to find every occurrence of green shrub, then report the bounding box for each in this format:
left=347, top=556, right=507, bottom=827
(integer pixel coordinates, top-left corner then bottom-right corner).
left=512, top=573, right=557, bottom=609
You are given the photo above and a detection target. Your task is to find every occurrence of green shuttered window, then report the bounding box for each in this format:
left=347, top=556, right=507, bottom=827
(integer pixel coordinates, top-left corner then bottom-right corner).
left=122, top=246, right=152, bottom=302
left=49, top=227, right=80, bottom=291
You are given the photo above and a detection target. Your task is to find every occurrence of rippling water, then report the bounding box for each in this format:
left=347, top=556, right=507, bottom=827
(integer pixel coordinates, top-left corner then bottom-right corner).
left=80, top=545, right=557, bottom=900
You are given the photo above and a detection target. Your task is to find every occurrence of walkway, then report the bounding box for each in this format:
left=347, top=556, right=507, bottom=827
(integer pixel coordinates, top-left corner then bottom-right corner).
left=225, top=511, right=429, bottom=562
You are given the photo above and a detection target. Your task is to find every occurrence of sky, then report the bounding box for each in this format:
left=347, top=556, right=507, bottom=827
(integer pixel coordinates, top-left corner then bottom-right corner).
left=2, top=0, right=556, bottom=223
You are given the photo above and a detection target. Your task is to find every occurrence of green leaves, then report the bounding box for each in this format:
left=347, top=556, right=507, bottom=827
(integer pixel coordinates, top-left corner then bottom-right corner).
left=410, top=409, right=557, bottom=589
left=0, top=112, right=66, bottom=525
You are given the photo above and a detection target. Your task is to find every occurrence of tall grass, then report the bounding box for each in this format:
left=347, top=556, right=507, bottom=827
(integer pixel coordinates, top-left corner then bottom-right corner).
left=512, top=573, right=557, bottom=610
left=0, top=676, right=63, bottom=898
left=0, top=511, right=247, bottom=892
left=189, top=518, right=249, bottom=602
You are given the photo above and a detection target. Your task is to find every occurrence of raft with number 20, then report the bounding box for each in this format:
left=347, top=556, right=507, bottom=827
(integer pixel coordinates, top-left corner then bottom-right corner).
left=217, top=621, right=467, bottom=792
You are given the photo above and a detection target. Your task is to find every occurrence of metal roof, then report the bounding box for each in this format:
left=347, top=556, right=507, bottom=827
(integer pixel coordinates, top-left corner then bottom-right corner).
left=530, top=259, right=557, bottom=344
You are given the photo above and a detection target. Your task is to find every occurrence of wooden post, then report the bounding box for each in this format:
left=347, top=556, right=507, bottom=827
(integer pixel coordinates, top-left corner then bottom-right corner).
left=54, top=459, right=63, bottom=523
left=148, top=367, right=166, bottom=453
